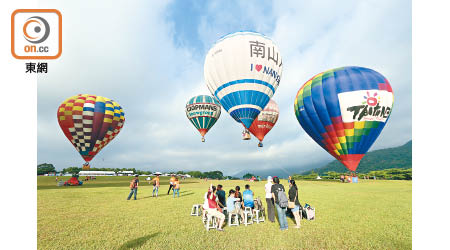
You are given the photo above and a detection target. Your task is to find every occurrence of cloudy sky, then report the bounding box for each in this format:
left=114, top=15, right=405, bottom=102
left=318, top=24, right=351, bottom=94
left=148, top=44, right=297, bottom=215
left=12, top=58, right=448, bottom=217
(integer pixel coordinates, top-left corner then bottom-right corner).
left=37, top=0, right=411, bottom=176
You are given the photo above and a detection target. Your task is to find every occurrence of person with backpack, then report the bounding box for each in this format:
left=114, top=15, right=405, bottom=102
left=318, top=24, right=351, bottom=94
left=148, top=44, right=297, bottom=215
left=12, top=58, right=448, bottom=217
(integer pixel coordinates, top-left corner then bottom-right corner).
left=271, top=176, right=288, bottom=230
left=288, top=180, right=301, bottom=228
left=127, top=175, right=139, bottom=200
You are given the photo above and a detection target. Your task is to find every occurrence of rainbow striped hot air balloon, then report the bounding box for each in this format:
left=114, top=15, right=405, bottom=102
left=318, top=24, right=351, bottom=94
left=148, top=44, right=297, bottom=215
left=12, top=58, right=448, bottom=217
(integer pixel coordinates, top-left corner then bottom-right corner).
left=204, top=31, right=283, bottom=130
left=294, top=66, right=394, bottom=172
left=185, top=95, right=221, bottom=142
left=57, top=94, right=125, bottom=164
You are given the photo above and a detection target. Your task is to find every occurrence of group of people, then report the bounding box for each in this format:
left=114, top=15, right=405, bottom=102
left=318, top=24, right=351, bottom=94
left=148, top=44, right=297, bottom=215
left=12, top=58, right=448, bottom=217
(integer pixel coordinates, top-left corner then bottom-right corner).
left=340, top=174, right=359, bottom=183
left=126, top=174, right=181, bottom=200
left=265, top=176, right=301, bottom=230
left=201, top=184, right=256, bottom=231
left=167, top=175, right=181, bottom=197
left=202, top=176, right=301, bottom=231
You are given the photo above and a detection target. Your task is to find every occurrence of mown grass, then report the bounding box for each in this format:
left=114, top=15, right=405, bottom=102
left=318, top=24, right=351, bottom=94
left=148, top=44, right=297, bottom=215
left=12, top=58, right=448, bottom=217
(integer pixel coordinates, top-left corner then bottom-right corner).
left=37, top=176, right=411, bottom=250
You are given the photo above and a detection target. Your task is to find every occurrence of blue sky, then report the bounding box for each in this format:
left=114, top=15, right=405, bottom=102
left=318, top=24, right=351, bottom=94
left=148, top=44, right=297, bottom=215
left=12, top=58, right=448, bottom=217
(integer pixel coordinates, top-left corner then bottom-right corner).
left=37, top=0, right=411, bottom=176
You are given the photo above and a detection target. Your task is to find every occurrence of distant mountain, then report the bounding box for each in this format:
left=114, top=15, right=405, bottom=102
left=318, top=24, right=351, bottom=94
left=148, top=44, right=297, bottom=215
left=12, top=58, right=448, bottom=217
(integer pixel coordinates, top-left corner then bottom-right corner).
left=302, top=140, right=412, bottom=175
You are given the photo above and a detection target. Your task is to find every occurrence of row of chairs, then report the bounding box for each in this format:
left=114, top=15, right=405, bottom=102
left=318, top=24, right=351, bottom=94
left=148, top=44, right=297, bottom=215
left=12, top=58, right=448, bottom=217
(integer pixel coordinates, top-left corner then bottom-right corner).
left=191, top=204, right=265, bottom=231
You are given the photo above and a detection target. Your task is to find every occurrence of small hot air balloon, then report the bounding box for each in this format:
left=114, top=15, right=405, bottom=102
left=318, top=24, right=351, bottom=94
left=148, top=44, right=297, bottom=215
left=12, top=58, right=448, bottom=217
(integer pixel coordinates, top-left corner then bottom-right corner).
left=185, top=95, right=221, bottom=142
left=249, top=99, right=279, bottom=147
left=204, top=31, right=283, bottom=130
left=57, top=94, right=125, bottom=165
left=294, top=66, right=394, bottom=172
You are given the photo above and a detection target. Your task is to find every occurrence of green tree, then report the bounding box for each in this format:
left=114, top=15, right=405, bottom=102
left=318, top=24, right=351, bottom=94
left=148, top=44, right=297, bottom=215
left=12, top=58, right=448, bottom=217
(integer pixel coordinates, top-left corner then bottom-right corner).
left=242, top=173, right=255, bottom=179
left=326, top=171, right=339, bottom=179
left=204, top=171, right=224, bottom=180
left=188, top=171, right=204, bottom=178
left=37, top=163, right=55, bottom=175
left=62, top=167, right=82, bottom=174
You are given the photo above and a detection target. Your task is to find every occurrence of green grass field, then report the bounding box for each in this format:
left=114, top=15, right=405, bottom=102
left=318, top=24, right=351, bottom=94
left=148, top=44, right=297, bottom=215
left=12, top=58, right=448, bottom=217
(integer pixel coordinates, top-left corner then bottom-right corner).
left=37, top=176, right=411, bottom=250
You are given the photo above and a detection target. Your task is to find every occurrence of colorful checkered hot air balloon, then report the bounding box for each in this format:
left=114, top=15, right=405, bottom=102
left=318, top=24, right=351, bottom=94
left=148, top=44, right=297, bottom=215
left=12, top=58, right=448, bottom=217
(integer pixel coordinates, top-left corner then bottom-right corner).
left=204, top=31, right=283, bottom=130
left=57, top=94, right=125, bottom=164
left=185, top=95, right=221, bottom=142
left=248, top=99, right=279, bottom=147
left=294, top=66, right=394, bottom=172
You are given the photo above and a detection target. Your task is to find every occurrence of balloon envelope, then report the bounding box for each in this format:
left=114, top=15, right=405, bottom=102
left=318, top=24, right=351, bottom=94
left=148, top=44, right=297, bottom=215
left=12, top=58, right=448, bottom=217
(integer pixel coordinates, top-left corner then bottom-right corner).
left=204, top=31, right=283, bottom=129
left=294, top=66, right=394, bottom=171
left=57, top=94, right=125, bottom=162
left=249, top=99, right=279, bottom=143
left=185, top=95, right=221, bottom=141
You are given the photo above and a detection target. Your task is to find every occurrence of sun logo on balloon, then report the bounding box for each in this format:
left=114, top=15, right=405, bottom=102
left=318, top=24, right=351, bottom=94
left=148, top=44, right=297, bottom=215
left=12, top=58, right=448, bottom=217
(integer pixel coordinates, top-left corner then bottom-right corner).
left=362, top=91, right=380, bottom=106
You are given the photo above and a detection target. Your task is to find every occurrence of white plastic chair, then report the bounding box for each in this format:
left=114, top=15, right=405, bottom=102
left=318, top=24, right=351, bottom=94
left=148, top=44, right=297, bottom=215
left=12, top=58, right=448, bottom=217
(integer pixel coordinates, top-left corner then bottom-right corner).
left=191, top=204, right=202, bottom=216
left=205, top=214, right=218, bottom=231
left=228, top=212, right=240, bottom=227
left=243, top=207, right=253, bottom=226
left=253, top=209, right=265, bottom=223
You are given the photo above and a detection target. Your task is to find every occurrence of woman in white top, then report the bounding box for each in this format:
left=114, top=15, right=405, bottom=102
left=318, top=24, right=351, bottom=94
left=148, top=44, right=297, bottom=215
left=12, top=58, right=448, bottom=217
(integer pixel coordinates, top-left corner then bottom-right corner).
left=265, top=176, right=275, bottom=222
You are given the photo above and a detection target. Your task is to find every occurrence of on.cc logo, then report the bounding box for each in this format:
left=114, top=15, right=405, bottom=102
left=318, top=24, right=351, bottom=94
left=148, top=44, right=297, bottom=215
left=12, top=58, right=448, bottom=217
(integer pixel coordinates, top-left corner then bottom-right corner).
left=23, top=16, right=50, bottom=44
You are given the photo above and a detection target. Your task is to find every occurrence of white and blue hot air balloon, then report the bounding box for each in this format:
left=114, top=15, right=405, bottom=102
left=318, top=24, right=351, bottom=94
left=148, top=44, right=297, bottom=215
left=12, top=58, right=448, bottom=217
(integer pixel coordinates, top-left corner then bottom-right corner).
left=204, top=32, right=283, bottom=130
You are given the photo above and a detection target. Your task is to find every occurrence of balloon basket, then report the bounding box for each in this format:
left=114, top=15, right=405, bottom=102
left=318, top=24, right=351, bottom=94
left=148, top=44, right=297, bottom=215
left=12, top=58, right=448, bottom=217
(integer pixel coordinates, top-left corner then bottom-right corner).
left=201, top=138, right=205, bottom=142
left=258, top=142, right=263, bottom=147
left=242, top=130, right=251, bottom=140
left=82, top=162, right=90, bottom=171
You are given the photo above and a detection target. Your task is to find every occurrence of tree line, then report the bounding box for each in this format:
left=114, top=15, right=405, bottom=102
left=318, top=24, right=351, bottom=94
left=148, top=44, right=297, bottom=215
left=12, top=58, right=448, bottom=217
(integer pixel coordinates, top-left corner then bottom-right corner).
left=37, top=164, right=240, bottom=179
left=182, top=170, right=239, bottom=180
left=293, top=168, right=412, bottom=180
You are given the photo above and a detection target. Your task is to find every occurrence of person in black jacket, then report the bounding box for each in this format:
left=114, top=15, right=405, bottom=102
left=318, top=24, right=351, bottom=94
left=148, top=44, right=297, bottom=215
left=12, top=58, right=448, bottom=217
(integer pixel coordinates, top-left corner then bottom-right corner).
left=288, top=180, right=301, bottom=228
left=271, top=176, right=288, bottom=231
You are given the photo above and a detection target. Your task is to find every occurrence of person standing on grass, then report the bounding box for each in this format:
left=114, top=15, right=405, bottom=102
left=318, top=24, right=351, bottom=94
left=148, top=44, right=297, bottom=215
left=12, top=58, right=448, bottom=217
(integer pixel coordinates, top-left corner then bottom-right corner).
left=216, top=184, right=226, bottom=210
left=243, top=184, right=254, bottom=209
left=265, top=176, right=275, bottom=223
left=289, top=180, right=301, bottom=229
left=271, top=176, right=288, bottom=231
left=207, top=184, right=226, bottom=231
left=168, top=174, right=176, bottom=195
left=173, top=177, right=180, bottom=198
left=152, top=175, right=160, bottom=197
left=127, top=175, right=139, bottom=200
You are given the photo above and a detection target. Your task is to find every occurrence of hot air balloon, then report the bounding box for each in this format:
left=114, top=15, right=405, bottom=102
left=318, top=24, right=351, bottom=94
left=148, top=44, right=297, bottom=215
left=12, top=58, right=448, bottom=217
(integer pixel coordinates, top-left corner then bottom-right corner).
left=294, top=66, right=394, bottom=172
left=249, top=99, right=279, bottom=147
left=185, top=95, right=221, bottom=142
left=57, top=94, right=125, bottom=165
left=204, top=31, right=283, bottom=131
